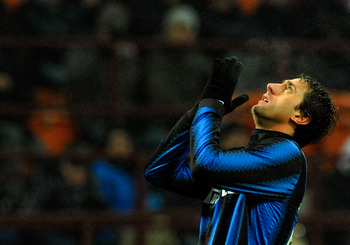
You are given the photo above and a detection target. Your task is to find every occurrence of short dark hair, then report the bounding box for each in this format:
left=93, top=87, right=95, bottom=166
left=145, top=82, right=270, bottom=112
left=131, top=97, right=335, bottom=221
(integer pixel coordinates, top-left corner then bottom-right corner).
left=293, top=74, right=338, bottom=148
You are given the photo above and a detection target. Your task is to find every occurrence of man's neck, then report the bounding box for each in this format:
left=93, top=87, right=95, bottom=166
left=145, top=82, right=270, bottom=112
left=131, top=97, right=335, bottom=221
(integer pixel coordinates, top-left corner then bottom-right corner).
left=254, top=119, right=295, bottom=137
left=255, top=125, right=294, bottom=136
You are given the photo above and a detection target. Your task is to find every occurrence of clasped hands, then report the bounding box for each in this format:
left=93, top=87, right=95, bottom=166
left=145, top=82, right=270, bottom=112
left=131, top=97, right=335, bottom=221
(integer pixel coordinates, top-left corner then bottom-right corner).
left=201, top=56, right=249, bottom=114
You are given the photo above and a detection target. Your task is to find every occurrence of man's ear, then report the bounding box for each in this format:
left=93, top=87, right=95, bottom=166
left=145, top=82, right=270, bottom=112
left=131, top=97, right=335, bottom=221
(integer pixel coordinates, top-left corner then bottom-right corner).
left=291, top=111, right=310, bottom=125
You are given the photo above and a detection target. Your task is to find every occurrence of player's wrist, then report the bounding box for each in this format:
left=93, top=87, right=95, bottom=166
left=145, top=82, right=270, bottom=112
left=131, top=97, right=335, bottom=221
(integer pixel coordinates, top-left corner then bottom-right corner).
left=198, top=98, right=226, bottom=117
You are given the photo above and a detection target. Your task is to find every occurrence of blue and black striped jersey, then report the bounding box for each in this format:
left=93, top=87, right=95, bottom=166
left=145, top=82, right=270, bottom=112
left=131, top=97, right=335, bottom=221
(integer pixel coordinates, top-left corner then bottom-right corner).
left=145, top=99, right=307, bottom=245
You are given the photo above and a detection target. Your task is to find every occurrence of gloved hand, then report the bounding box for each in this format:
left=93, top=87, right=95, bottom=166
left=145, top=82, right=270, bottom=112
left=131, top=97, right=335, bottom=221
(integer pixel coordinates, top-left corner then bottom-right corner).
left=201, top=56, right=248, bottom=113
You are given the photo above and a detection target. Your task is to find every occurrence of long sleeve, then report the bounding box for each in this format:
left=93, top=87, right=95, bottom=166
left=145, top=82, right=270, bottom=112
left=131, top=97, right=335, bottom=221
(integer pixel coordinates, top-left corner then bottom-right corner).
left=190, top=99, right=306, bottom=202
left=144, top=105, right=211, bottom=200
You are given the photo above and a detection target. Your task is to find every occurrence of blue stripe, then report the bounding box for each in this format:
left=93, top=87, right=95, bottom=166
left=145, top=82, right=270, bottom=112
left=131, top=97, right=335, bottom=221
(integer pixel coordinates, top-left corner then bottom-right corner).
left=150, top=129, right=189, bottom=167
left=218, top=173, right=299, bottom=197
left=192, top=107, right=300, bottom=172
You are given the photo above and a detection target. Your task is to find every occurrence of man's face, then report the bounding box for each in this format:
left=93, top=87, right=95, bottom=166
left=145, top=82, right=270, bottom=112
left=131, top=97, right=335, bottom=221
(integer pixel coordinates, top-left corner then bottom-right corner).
left=252, top=78, right=309, bottom=126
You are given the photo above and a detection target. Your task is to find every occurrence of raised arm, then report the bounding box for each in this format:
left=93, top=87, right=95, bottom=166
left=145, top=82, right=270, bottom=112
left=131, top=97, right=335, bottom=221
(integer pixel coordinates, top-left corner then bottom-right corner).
left=189, top=56, right=305, bottom=200
left=144, top=104, right=211, bottom=200
left=190, top=99, right=305, bottom=200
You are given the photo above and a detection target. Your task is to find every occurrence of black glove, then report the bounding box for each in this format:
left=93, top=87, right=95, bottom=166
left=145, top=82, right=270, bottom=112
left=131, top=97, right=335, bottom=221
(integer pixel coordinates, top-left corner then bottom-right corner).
left=185, top=102, right=199, bottom=122
left=201, top=56, right=246, bottom=113
left=227, top=93, right=249, bottom=113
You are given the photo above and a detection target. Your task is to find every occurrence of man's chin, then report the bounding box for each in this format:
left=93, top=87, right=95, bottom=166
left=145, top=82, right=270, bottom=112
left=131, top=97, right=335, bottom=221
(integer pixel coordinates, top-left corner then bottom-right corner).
left=251, top=104, right=262, bottom=114
left=251, top=104, right=268, bottom=121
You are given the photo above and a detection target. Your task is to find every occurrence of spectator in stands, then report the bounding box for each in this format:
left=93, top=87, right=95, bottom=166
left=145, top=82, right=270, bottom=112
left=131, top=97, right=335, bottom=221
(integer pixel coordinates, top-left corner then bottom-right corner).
left=95, top=0, right=130, bottom=40
left=0, top=45, right=36, bottom=245
left=142, top=3, right=212, bottom=107
left=23, top=155, right=107, bottom=211
left=0, top=72, right=27, bottom=213
left=91, top=128, right=136, bottom=212
left=13, top=0, right=100, bottom=89
left=27, top=87, right=76, bottom=157
left=22, top=87, right=78, bottom=244
left=144, top=214, right=182, bottom=245
left=63, top=1, right=133, bottom=145
left=91, top=128, right=140, bottom=244
left=0, top=74, right=24, bottom=244
left=20, top=148, right=107, bottom=245
left=0, top=54, right=35, bottom=225
left=0, top=59, right=26, bottom=173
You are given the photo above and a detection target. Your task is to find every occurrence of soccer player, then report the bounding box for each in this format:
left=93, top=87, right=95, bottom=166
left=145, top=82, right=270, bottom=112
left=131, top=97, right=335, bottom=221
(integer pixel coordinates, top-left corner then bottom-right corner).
left=144, top=56, right=338, bottom=244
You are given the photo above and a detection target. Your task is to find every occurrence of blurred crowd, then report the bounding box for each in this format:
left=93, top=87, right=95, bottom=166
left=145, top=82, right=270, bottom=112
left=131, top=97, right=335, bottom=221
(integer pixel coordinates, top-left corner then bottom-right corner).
left=0, top=0, right=349, bottom=244
left=1, top=0, right=349, bottom=37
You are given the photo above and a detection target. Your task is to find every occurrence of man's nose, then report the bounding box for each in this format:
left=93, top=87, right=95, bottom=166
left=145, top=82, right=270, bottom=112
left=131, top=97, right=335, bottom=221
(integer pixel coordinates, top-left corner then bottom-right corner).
left=267, top=83, right=282, bottom=94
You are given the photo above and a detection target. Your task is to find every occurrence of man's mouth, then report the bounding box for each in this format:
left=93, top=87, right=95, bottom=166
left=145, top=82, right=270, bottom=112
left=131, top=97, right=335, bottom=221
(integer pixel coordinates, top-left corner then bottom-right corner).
left=262, top=94, right=269, bottom=103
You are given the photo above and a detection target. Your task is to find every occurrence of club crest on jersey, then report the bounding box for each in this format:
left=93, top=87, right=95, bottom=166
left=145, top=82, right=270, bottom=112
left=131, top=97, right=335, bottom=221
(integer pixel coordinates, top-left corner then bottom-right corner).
left=203, top=188, right=236, bottom=205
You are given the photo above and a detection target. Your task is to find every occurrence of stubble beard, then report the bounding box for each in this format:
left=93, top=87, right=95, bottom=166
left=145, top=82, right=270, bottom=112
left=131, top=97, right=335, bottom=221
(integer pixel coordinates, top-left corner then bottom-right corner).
left=251, top=104, right=273, bottom=128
